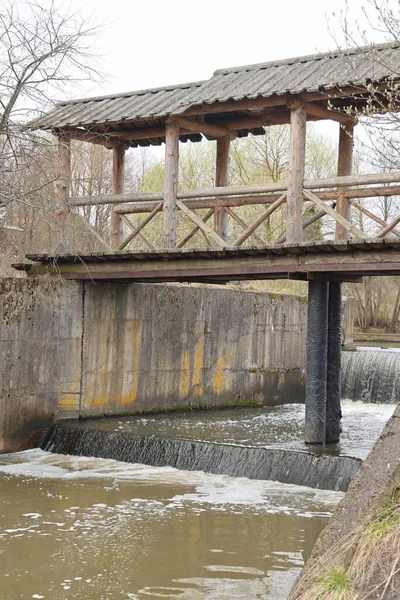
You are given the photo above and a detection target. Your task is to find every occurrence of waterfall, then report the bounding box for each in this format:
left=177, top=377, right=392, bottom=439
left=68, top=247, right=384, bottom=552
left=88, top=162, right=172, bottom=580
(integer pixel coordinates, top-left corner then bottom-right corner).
left=42, top=424, right=361, bottom=492
left=341, top=350, right=400, bottom=404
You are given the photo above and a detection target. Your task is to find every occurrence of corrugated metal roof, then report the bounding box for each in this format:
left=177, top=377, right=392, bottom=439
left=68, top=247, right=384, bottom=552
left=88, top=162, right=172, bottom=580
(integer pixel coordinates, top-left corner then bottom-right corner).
left=29, top=42, right=400, bottom=131
left=30, top=80, right=206, bottom=129
left=176, top=43, right=400, bottom=110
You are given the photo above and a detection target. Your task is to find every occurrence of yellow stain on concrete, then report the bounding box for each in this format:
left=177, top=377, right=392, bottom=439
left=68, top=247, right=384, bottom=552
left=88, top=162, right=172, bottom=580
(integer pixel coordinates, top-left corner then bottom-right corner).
left=179, top=350, right=191, bottom=398
left=213, top=349, right=233, bottom=395
left=57, top=394, right=79, bottom=410
left=119, top=319, right=142, bottom=405
left=192, top=337, right=205, bottom=397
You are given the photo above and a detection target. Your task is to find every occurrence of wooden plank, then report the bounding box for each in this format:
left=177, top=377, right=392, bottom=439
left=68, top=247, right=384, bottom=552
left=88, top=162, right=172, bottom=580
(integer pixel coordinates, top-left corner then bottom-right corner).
left=72, top=209, right=113, bottom=252
left=336, top=122, right=354, bottom=240
left=23, top=249, right=400, bottom=281
left=375, top=213, right=400, bottom=238
left=110, top=145, right=125, bottom=249
left=350, top=199, right=400, bottom=238
left=232, top=194, right=286, bottom=246
left=214, top=135, right=230, bottom=240
left=287, top=104, right=307, bottom=242
left=167, top=116, right=235, bottom=140
left=116, top=202, right=163, bottom=251
left=303, top=189, right=367, bottom=239
left=163, top=121, right=180, bottom=248
left=225, top=207, right=267, bottom=245
left=54, top=132, right=71, bottom=252
left=176, top=200, right=226, bottom=247
left=178, top=208, right=214, bottom=248
left=120, top=215, right=157, bottom=250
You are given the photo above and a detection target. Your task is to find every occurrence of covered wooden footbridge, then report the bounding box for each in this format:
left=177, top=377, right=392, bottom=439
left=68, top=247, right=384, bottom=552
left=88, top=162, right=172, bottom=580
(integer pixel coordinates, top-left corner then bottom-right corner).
left=18, top=42, right=400, bottom=445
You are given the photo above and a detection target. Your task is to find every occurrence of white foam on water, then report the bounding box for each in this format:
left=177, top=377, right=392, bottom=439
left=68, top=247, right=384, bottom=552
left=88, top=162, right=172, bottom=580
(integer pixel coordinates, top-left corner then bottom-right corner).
left=0, top=449, right=342, bottom=517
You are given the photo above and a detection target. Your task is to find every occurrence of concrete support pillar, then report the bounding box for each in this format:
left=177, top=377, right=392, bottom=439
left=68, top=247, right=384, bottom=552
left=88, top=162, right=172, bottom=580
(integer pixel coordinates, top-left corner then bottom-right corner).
left=305, top=280, right=329, bottom=444
left=326, top=282, right=343, bottom=443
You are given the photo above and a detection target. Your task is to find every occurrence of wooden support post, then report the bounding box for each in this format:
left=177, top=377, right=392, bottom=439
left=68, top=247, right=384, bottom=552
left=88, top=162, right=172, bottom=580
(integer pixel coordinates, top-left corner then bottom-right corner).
left=326, top=281, right=343, bottom=443
left=336, top=122, right=354, bottom=240
left=214, top=135, right=230, bottom=241
left=54, top=133, right=71, bottom=252
left=163, top=121, right=180, bottom=248
left=110, top=145, right=125, bottom=249
left=287, top=104, right=307, bottom=243
left=305, top=280, right=329, bottom=444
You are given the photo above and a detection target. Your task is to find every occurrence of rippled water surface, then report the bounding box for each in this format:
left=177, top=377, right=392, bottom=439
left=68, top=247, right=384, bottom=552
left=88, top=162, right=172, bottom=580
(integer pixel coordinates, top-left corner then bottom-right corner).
left=0, top=450, right=342, bottom=600
left=74, top=400, right=396, bottom=460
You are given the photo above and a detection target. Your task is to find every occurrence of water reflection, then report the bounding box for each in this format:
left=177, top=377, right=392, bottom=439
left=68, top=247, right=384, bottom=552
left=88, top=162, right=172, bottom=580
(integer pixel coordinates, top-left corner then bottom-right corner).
left=0, top=450, right=340, bottom=600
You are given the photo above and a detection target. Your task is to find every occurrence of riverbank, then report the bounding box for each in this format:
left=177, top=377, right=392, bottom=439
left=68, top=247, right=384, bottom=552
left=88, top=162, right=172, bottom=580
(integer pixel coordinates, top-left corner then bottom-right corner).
left=289, top=403, right=400, bottom=600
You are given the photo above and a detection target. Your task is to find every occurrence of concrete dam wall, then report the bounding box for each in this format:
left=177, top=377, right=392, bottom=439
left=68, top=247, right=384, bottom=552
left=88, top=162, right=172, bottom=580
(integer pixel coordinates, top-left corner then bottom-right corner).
left=0, top=278, right=308, bottom=453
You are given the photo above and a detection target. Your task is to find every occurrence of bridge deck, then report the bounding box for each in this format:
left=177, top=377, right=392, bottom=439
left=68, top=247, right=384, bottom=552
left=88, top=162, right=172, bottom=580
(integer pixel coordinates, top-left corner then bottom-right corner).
left=15, top=239, right=400, bottom=283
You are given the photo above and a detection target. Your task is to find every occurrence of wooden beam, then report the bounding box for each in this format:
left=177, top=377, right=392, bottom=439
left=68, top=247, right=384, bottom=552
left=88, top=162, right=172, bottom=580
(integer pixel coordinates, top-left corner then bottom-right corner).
left=167, top=116, right=235, bottom=140
left=54, top=132, right=71, bottom=252
left=116, top=202, right=163, bottom=251
left=110, top=145, right=125, bottom=249
left=303, top=189, right=367, bottom=239
left=287, top=98, right=356, bottom=125
left=214, top=135, right=230, bottom=240
left=350, top=199, right=400, bottom=238
left=336, top=121, right=354, bottom=240
left=57, top=126, right=124, bottom=149
left=232, top=194, right=286, bottom=246
left=176, top=200, right=226, bottom=247
left=120, top=214, right=157, bottom=250
left=163, top=121, right=180, bottom=248
left=375, top=213, right=400, bottom=238
left=225, top=207, right=267, bottom=245
left=69, top=172, right=400, bottom=208
left=287, top=104, right=307, bottom=243
left=178, top=208, right=214, bottom=248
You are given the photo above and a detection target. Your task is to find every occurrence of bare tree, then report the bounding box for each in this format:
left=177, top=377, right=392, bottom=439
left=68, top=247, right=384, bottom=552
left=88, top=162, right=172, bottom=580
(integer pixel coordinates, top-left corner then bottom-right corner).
left=0, top=0, right=102, bottom=219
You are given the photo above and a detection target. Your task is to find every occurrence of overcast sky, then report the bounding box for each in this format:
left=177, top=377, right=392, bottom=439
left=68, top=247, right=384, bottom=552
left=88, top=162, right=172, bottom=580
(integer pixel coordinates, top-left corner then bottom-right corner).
left=55, top=0, right=388, bottom=100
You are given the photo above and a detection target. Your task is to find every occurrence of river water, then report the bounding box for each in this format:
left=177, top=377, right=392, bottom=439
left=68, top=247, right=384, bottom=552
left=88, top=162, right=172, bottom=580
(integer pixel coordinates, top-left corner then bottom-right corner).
left=0, top=449, right=339, bottom=600
left=0, top=401, right=395, bottom=600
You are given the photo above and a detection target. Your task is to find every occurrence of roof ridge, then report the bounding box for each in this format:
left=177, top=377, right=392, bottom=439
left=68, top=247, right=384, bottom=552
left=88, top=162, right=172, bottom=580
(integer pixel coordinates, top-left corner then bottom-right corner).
left=55, top=79, right=207, bottom=107
left=213, top=41, right=400, bottom=76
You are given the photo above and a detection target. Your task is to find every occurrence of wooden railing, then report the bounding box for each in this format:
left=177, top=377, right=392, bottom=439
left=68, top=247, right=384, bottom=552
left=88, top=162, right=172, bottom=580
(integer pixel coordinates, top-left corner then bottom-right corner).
left=67, top=171, right=400, bottom=252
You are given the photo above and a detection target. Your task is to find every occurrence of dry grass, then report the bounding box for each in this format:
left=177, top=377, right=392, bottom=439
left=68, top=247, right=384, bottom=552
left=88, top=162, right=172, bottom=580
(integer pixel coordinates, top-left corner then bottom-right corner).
left=291, top=484, right=400, bottom=600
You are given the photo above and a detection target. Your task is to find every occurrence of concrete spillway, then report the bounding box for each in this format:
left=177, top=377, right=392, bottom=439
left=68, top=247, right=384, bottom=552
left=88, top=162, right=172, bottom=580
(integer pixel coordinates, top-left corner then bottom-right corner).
left=42, top=424, right=360, bottom=492
left=341, top=349, right=400, bottom=404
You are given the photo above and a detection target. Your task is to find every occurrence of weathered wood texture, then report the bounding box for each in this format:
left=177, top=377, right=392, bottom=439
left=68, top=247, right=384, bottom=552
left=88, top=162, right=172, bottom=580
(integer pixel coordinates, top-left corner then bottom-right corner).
left=163, top=121, right=180, bottom=248
left=20, top=242, right=400, bottom=282
left=287, top=105, right=307, bottom=243
left=117, top=203, right=163, bottom=251
left=214, top=135, right=230, bottom=240
left=110, top=145, right=125, bottom=249
left=336, top=122, right=354, bottom=240
left=54, top=133, right=71, bottom=252
left=69, top=172, right=400, bottom=207
left=303, top=189, right=366, bottom=239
